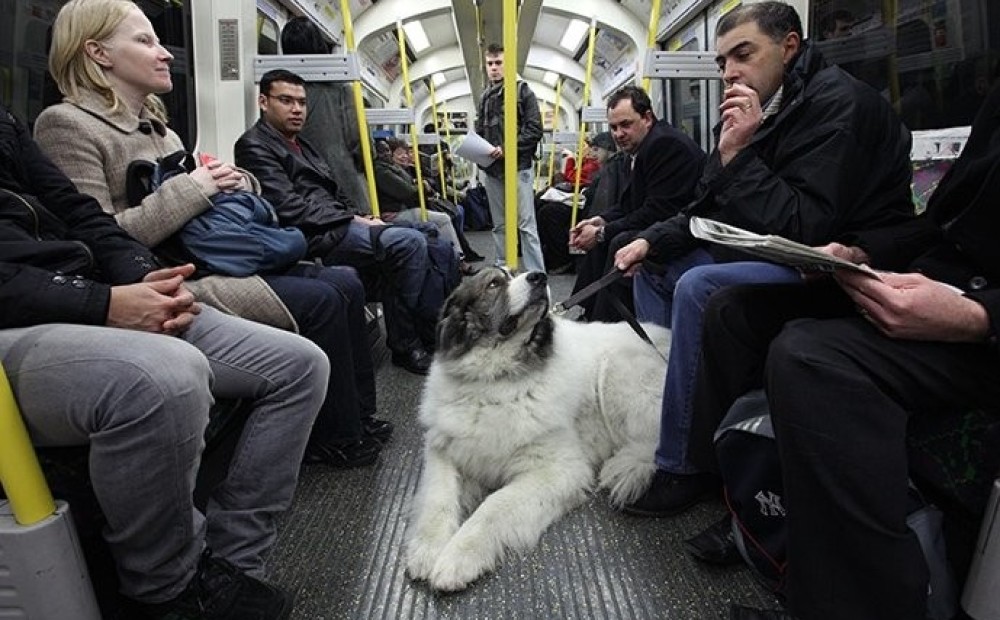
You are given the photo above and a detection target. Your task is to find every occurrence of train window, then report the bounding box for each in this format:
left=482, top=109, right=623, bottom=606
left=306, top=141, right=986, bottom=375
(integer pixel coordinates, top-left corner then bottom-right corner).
left=258, top=11, right=279, bottom=55
left=0, top=0, right=195, bottom=147
left=811, top=0, right=999, bottom=130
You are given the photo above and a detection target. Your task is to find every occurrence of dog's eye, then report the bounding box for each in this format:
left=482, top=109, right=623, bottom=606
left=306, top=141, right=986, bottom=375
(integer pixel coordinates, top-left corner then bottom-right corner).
left=487, top=279, right=501, bottom=289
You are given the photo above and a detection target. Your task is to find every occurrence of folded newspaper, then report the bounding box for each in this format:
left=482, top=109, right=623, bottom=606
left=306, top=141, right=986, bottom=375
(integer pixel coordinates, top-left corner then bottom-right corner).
left=689, top=217, right=880, bottom=278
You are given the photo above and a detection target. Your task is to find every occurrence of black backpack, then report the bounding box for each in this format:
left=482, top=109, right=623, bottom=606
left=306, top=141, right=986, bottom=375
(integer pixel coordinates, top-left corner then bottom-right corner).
left=715, top=390, right=959, bottom=619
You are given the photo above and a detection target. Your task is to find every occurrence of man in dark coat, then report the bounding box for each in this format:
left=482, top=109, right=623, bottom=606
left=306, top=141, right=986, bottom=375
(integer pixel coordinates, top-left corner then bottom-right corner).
left=235, top=69, right=435, bottom=375
left=0, top=103, right=326, bottom=618
left=618, top=1, right=916, bottom=519
left=697, top=77, right=1000, bottom=620
left=569, top=85, right=706, bottom=321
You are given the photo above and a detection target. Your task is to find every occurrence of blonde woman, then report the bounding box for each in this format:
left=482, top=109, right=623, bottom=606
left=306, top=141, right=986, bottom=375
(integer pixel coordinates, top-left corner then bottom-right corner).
left=36, top=0, right=392, bottom=474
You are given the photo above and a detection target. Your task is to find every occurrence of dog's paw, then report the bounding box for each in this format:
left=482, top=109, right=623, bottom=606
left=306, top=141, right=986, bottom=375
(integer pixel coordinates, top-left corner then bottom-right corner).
left=405, top=537, right=446, bottom=582
left=426, top=537, right=500, bottom=592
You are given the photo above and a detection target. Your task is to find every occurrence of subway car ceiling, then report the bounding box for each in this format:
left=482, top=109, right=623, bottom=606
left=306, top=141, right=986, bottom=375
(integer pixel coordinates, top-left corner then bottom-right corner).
left=1, top=0, right=997, bottom=161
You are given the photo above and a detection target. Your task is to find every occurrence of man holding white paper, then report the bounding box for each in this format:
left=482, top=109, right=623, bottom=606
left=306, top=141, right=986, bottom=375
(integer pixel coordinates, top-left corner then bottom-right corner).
left=474, top=43, right=545, bottom=272
left=692, top=76, right=1000, bottom=619
left=616, top=2, right=915, bottom=521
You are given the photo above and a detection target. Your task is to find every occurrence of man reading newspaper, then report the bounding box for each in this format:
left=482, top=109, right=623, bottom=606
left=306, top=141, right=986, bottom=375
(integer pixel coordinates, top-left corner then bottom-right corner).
left=612, top=2, right=915, bottom=523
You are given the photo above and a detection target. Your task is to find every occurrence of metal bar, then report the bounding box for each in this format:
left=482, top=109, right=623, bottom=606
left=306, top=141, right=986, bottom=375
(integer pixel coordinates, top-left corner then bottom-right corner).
left=642, top=50, right=722, bottom=79
left=0, top=364, right=56, bottom=526
left=253, top=54, right=360, bottom=83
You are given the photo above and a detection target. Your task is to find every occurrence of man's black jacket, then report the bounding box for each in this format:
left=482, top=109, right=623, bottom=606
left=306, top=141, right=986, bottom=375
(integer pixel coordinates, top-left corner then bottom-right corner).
left=0, top=105, right=156, bottom=328
left=849, top=78, right=1000, bottom=338
left=641, top=40, right=915, bottom=263
left=234, top=119, right=357, bottom=257
left=600, top=120, right=706, bottom=241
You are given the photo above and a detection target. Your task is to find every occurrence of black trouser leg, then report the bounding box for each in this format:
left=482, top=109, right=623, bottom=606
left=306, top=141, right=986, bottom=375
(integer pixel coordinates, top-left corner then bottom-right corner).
left=687, top=280, right=851, bottom=473
left=590, top=230, right=637, bottom=322
left=767, top=317, right=1000, bottom=620
left=536, top=201, right=573, bottom=270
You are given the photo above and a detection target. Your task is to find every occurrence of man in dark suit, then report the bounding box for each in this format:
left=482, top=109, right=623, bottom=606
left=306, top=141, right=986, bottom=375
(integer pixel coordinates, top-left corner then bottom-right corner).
left=698, top=78, right=1000, bottom=619
left=569, top=85, right=706, bottom=322
left=235, top=69, right=433, bottom=375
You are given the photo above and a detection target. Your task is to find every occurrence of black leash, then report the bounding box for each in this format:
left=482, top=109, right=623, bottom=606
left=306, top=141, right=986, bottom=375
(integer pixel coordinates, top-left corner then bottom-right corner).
left=552, top=268, right=668, bottom=362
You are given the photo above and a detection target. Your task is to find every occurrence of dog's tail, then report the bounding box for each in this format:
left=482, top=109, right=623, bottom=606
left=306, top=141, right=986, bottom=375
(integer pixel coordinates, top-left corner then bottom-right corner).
left=598, top=441, right=657, bottom=507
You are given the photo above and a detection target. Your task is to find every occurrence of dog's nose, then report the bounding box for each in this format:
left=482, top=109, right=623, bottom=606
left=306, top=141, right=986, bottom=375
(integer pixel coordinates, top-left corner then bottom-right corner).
left=526, top=271, right=547, bottom=285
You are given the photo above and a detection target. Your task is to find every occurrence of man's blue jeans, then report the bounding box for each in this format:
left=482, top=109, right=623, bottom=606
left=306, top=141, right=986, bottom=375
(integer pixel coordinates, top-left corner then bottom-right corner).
left=635, top=258, right=801, bottom=473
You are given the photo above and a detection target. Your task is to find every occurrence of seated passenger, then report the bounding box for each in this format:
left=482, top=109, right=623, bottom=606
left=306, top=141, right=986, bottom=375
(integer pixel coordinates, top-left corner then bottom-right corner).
left=0, top=101, right=327, bottom=619
left=559, top=136, right=600, bottom=187
left=374, top=138, right=474, bottom=274
left=568, top=86, right=706, bottom=322
left=234, top=69, right=438, bottom=375
left=537, top=131, right=620, bottom=273
left=695, top=74, right=1000, bottom=620
left=615, top=1, right=916, bottom=517
left=35, top=0, right=391, bottom=467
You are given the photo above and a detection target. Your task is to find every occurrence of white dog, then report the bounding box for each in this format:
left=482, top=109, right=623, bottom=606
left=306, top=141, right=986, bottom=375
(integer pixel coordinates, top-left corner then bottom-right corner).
left=405, top=268, right=669, bottom=591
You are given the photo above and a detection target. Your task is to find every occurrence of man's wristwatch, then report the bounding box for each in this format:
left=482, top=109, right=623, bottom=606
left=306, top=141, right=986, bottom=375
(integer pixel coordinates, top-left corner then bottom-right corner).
left=595, top=225, right=606, bottom=243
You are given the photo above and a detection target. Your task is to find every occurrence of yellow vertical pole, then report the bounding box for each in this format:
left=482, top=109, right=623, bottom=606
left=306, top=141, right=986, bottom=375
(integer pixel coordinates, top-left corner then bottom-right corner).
left=340, top=0, right=379, bottom=217
left=642, top=0, right=663, bottom=93
left=546, top=79, right=563, bottom=189
left=0, top=364, right=56, bottom=526
left=428, top=79, right=448, bottom=199
left=502, top=0, right=519, bottom=270
left=397, top=20, right=428, bottom=222
left=439, top=100, right=458, bottom=199
left=570, top=18, right=598, bottom=229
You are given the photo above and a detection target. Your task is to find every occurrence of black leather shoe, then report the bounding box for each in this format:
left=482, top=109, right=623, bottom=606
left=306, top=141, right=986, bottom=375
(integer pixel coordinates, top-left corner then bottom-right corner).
left=464, top=251, right=485, bottom=263
left=621, top=470, right=719, bottom=517
left=729, top=604, right=798, bottom=620
left=362, top=417, right=394, bottom=442
left=391, top=348, right=432, bottom=375
left=302, top=439, right=379, bottom=468
left=684, top=515, right=742, bottom=566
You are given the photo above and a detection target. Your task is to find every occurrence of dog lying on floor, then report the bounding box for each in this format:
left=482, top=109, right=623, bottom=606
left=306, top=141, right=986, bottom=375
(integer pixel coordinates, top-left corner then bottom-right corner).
left=405, top=268, right=669, bottom=591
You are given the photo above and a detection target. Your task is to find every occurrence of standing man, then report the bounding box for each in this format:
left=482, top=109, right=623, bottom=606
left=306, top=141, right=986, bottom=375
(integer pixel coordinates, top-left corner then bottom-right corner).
left=475, top=43, right=545, bottom=273
left=616, top=1, right=915, bottom=517
left=235, top=69, right=435, bottom=376
left=569, top=85, right=705, bottom=321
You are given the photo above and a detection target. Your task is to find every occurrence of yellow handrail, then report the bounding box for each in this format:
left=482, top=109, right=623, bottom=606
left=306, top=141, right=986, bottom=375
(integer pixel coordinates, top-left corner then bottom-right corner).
left=340, top=0, right=380, bottom=217
left=439, top=100, right=458, bottom=200
left=397, top=20, right=429, bottom=222
left=642, top=0, right=663, bottom=93
left=0, top=363, right=56, bottom=526
left=428, top=79, right=448, bottom=200
left=569, top=18, right=598, bottom=229
left=502, top=0, right=519, bottom=270
left=546, top=78, right=563, bottom=190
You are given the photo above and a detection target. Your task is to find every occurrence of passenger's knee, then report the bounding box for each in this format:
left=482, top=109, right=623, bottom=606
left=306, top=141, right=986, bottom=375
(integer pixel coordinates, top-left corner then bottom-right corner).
left=674, top=267, right=720, bottom=308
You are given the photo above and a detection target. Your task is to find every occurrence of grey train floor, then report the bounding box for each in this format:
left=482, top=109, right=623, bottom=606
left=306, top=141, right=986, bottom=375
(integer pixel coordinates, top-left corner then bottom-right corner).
left=266, top=232, right=780, bottom=619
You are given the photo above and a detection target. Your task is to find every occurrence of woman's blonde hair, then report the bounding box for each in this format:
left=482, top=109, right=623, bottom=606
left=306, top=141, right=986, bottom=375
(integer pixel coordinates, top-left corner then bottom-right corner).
left=49, top=0, right=167, bottom=121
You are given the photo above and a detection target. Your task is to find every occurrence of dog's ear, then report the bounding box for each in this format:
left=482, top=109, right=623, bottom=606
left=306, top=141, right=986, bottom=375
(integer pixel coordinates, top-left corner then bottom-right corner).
left=437, top=295, right=484, bottom=356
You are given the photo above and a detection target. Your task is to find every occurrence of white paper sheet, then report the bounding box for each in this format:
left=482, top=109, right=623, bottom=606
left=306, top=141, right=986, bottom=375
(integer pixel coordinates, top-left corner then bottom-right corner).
left=455, top=131, right=496, bottom=168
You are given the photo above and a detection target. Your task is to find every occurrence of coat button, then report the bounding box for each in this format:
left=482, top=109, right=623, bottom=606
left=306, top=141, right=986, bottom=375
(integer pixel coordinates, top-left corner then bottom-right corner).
left=71, top=279, right=87, bottom=289
left=969, top=276, right=988, bottom=291
left=52, top=275, right=67, bottom=284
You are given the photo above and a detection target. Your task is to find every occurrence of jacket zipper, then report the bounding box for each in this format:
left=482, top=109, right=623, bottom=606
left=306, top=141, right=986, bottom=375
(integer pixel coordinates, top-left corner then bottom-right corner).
left=0, top=186, right=41, bottom=239
left=0, top=186, right=96, bottom=272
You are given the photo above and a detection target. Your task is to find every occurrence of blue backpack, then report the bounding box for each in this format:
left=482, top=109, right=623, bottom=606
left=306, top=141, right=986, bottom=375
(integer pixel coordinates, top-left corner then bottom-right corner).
left=128, top=150, right=307, bottom=277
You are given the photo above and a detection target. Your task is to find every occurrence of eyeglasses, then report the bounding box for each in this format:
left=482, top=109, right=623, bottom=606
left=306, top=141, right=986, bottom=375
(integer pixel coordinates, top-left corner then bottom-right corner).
left=266, top=94, right=308, bottom=108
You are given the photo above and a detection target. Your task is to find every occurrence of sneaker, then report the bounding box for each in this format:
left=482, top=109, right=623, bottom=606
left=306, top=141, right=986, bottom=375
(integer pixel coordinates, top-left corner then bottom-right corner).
left=124, top=550, right=292, bottom=619
left=362, top=417, right=394, bottom=442
left=621, top=470, right=719, bottom=517
left=302, top=438, right=380, bottom=468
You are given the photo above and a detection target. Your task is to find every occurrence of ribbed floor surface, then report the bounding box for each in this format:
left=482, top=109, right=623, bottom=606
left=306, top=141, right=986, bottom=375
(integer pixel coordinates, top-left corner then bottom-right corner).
left=266, top=232, right=779, bottom=619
